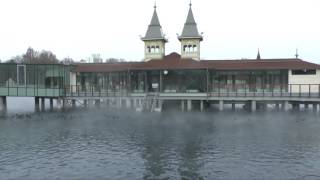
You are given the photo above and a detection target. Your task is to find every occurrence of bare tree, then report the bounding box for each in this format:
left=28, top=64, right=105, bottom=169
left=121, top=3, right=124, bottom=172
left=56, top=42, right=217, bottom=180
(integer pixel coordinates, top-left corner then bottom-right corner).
left=92, top=54, right=103, bottom=63
left=61, top=57, right=74, bottom=65
left=105, top=58, right=126, bottom=63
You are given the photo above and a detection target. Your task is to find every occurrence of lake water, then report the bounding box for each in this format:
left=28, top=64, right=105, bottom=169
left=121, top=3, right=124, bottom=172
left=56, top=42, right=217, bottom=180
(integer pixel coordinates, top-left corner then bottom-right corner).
left=1, top=98, right=320, bottom=179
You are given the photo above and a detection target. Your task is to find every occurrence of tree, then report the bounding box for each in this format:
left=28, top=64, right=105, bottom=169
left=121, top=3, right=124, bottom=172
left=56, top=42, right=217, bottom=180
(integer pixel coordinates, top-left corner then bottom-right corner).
left=37, top=50, right=59, bottom=64
left=105, top=58, right=125, bottom=63
left=23, top=47, right=38, bottom=63
left=92, top=54, right=103, bottom=63
left=6, top=55, right=23, bottom=63
left=61, top=57, right=74, bottom=65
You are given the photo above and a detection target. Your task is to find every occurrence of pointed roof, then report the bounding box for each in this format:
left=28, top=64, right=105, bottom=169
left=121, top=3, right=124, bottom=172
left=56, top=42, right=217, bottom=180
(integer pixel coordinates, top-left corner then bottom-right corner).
left=142, top=6, right=167, bottom=42
left=257, top=49, right=261, bottom=60
left=178, top=3, right=203, bottom=41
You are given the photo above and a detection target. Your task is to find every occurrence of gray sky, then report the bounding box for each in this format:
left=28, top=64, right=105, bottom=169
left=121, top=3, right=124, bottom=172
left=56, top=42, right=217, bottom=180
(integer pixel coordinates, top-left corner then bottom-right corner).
left=0, top=0, right=319, bottom=62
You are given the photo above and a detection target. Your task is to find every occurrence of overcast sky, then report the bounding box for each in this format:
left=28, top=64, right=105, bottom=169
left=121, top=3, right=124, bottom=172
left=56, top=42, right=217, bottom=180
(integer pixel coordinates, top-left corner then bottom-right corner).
left=0, top=0, right=319, bottom=62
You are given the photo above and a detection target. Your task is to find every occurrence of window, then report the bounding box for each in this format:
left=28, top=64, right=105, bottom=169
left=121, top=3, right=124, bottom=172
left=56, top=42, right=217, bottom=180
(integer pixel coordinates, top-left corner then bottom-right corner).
left=193, top=45, right=197, bottom=52
left=151, top=46, right=155, bottom=53
left=183, top=45, right=188, bottom=52
left=292, top=69, right=316, bottom=75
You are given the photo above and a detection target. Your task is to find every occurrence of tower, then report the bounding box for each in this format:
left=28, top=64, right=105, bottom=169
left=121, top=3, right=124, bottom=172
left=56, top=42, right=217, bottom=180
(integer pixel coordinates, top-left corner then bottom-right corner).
left=141, top=5, right=167, bottom=61
left=178, top=2, right=203, bottom=60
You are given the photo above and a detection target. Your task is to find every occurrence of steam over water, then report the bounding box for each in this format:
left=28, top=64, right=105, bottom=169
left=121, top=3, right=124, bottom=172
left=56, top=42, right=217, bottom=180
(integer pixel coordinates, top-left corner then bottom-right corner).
left=1, top=106, right=320, bottom=179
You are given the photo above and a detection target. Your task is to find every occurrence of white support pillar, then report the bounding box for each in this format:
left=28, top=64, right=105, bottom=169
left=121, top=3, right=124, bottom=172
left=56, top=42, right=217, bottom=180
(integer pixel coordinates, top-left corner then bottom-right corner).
left=200, top=100, right=204, bottom=112
left=251, top=100, right=256, bottom=112
left=219, top=100, right=224, bottom=111
left=181, top=100, right=185, bottom=112
left=284, top=101, right=289, bottom=112
left=126, top=98, right=131, bottom=109
left=187, top=100, right=192, bottom=112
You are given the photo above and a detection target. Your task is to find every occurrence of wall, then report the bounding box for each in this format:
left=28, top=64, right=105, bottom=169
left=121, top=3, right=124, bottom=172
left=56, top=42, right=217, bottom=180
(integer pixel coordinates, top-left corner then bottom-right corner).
left=288, top=70, right=320, bottom=93
left=144, top=40, right=165, bottom=61
left=180, top=39, right=200, bottom=60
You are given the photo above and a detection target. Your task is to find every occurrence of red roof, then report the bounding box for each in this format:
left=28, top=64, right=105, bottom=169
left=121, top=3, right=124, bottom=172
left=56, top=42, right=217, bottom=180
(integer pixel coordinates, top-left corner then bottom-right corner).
left=74, top=52, right=320, bottom=72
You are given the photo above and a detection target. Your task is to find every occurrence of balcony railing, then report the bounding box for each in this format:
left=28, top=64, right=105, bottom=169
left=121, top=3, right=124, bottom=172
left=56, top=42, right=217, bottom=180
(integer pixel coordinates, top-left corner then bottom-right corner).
left=65, top=84, right=320, bottom=99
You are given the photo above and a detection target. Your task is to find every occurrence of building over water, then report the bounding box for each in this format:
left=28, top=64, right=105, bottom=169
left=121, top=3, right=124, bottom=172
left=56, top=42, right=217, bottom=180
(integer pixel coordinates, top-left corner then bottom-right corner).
left=1, top=3, right=320, bottom=112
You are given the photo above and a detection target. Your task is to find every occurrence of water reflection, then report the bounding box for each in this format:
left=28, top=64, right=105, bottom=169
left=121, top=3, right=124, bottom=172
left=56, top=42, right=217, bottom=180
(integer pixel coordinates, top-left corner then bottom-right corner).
left=1, top=110, right=320, bottom=179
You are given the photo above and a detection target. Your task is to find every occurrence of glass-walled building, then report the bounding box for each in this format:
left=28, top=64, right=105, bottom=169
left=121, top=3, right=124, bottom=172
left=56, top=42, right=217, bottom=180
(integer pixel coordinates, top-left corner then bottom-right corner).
left=73, top=53, right=320, bottom=96
left=0, top=63, right=71, bottom=97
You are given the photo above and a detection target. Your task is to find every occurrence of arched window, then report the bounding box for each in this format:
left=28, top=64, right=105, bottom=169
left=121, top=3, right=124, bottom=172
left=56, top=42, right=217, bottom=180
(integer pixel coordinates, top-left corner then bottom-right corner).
left=183, top=45, right=188, bottom=52
left=151, top=46, right=155, bottom=53
left=188, top=45, right=193, bottom=52
left=193, top=45, right=197, bottom=52
left=155, top=46, right=160, bottom=53
left=147, top=46, right=151, bottom=53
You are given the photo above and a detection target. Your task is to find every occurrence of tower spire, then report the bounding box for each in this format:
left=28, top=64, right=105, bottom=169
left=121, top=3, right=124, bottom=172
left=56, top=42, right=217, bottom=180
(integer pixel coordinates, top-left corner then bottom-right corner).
left=178, top=2, right=203, bottom=60
left=257, top=49, right=261, bottom=60
left=141, top=4, right=167, bottom=61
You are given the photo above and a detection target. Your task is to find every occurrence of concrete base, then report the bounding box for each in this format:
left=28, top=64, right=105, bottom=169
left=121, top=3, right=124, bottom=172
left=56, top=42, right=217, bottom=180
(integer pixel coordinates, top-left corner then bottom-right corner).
left=187, top=100, right=192, bottom=112
left=219, top=100, right=224, bottom=111
left=126, top=99, right=131, bottom=109
left=284, top=101, right=290, bottom=112
left=200, top=100, right=204, bottom=112
left=251, top=100, right=256, bottom=112
left=181, top=100, right=185, bottom=112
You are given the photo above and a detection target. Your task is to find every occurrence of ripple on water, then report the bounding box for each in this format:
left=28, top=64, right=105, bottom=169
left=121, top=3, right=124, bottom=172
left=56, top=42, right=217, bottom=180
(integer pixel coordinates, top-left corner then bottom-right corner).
left=1, top=110, right=320, bottom=179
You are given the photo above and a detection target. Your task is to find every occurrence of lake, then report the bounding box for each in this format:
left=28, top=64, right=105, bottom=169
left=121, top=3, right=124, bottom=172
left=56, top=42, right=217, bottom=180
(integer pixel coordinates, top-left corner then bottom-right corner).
left=1, top=98, right=320, bottom=179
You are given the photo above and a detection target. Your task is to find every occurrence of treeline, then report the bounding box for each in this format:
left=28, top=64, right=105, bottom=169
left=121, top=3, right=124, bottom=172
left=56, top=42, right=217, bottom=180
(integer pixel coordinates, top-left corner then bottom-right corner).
left=2, top=47, right=126, bottom=64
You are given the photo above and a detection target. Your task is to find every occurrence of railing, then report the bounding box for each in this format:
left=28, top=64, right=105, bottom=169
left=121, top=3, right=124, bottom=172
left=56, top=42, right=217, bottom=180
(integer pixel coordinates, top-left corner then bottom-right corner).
left=0, top=83, right=64, bottom=97
left=64, top=84, right=320, bottom=99
left=65, top=85, right=129, bottom=97
left=209, top=84, right=320, bottom=98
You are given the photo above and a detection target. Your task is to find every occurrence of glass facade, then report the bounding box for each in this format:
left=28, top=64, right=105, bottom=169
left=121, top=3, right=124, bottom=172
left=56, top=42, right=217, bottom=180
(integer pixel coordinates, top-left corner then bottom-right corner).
left=73, top=69, right=289, bottom=95
left=0, top=63, right=71, bottom=97
left=0, top=63, right=293, bottom=97
left=209, top=70, right=288, bottom=93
